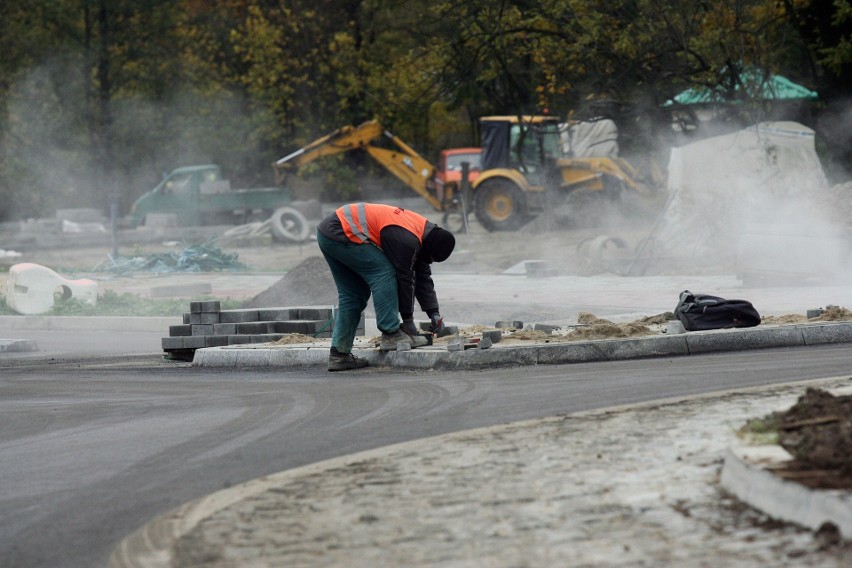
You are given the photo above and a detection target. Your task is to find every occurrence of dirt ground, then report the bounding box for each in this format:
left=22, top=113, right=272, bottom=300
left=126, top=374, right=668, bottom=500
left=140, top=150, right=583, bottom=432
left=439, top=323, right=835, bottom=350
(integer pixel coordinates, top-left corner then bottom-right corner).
left=775, top=389, right=852, bottom=490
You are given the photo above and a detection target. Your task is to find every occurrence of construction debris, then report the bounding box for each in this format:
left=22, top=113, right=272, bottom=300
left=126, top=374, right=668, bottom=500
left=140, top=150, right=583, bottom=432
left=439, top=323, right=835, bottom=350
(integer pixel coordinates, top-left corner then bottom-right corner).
left=94, top=242, right=247, bottom=275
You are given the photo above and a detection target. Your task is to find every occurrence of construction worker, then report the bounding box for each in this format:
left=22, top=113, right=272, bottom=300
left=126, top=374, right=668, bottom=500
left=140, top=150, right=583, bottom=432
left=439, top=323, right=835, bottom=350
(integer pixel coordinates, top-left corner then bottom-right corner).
left=317, top=202, right=456, bottom=371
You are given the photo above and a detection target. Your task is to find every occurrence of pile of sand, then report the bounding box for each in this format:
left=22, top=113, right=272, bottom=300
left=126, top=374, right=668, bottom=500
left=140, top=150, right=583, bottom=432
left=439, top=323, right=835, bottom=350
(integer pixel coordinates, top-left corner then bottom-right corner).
left=271, top=333, right=318, bottom=345
left=243, top=256, right=337, bottom=308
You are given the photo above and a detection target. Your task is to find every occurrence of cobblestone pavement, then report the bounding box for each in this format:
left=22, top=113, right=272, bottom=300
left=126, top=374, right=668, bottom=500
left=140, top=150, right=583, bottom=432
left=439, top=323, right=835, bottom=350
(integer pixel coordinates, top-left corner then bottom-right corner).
left=127, top=377, right=852, bottom=568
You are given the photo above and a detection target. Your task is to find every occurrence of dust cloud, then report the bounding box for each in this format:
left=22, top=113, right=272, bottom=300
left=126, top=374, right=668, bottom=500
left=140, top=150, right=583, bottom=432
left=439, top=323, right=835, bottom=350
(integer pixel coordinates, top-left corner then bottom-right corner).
left=1, top=56, right=266, bottom=224
left=644, top=122, right=851, bottom=284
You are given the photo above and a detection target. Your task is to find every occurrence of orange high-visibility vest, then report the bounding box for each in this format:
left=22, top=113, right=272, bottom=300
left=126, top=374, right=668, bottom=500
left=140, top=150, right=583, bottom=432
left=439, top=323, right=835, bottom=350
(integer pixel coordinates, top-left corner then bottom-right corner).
left=336, top=203, right=426, bottom=249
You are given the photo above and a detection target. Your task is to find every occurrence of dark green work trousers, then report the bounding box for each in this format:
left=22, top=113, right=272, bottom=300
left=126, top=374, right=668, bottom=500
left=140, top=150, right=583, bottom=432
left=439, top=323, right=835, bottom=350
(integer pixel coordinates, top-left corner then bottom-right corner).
left=317, top=231, right=401, bottom=353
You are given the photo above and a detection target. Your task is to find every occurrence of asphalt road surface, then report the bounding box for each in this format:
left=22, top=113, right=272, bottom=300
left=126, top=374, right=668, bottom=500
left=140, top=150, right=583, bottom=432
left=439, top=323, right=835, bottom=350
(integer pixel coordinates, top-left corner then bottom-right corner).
left=1, top=341, right=851, bottom=568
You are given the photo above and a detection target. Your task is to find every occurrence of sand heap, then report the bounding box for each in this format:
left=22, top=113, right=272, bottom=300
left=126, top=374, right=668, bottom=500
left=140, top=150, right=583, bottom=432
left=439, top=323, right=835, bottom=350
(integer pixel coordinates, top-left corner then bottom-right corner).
left=243, top=256, right=337, bottom=308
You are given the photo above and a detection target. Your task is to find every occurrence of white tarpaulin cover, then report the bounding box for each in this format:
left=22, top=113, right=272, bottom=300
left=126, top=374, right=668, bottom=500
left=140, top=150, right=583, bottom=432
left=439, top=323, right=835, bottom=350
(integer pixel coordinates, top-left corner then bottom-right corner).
left=667, top=121, right=827, bottom=195
left=559, top=119, right=619, bottom=158
left=652, top=122, right=848, bottom=282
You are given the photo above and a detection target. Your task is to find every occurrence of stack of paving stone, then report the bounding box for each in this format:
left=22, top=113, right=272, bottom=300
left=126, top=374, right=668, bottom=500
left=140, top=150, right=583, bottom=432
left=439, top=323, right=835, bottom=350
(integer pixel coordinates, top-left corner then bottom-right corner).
left=162, top=300, right=363, bottom=360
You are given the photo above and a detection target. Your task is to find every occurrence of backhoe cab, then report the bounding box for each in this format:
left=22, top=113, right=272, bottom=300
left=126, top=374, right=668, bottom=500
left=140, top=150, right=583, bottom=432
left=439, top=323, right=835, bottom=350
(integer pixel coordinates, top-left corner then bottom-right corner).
left=469, top=115, right=657, bottom=231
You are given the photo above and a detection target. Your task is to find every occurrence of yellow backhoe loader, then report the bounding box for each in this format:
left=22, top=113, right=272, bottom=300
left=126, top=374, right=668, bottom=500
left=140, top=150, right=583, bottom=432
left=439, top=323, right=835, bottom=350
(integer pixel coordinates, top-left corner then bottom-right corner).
left=470, top=115, right=660, bottom=231
left=274, top=117, right=659, bottom=232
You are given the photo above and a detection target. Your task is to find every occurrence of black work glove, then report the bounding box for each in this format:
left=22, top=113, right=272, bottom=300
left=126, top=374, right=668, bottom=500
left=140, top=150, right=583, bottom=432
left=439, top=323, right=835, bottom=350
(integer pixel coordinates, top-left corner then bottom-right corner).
left=428, top=313, right=444, bottom=334
left=401, top=318, right=419, bottom=336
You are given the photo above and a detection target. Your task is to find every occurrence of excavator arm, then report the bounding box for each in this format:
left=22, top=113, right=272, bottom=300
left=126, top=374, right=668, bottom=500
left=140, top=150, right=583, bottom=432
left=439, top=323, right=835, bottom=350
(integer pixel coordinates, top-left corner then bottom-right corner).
left=273, top=120, right=442, bottom=211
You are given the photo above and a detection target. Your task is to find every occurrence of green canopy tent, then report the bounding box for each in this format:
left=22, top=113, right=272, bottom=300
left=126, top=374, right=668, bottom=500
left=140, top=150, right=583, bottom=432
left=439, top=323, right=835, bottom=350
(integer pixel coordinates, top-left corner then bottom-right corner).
left=664, top=71, right=818, bottom=106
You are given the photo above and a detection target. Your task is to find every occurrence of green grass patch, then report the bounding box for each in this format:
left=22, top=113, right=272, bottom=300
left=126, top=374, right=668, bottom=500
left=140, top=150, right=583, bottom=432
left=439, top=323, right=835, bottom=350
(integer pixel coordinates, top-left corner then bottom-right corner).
left=736, top=412, right=782, bottom=445
left=0, top=289, right=242, bottom=317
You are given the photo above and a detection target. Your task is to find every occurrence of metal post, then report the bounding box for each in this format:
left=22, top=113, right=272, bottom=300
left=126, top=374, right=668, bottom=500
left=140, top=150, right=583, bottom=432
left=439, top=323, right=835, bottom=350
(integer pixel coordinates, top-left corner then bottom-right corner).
left=460, top=162, right=470, bottom=233
left=110, top=202, right=119, bottom=258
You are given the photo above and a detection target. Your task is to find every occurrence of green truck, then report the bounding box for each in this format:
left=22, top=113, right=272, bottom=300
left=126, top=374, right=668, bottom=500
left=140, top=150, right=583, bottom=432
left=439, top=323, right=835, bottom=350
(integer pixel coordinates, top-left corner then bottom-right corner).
left=128, top=164, right=293, bottom=227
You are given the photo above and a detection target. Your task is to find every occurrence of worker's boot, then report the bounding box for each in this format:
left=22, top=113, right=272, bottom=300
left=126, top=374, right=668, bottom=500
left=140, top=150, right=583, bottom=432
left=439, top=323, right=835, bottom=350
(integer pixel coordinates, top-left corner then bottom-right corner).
left=328, top=349, right=369, bottom=371
left=379, top=329, right=428, bottom=351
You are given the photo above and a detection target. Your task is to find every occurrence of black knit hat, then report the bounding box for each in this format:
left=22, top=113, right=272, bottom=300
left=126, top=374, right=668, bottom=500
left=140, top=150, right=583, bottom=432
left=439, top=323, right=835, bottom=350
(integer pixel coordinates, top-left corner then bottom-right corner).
left=422, top=227, right=456, bottom=263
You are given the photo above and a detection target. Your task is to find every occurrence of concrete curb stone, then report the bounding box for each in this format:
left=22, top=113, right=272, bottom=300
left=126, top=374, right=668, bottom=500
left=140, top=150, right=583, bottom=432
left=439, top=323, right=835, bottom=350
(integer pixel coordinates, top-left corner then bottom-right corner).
left=721, top=442, right=852, bottom=540
left=192, top=321, right=852, bottom=369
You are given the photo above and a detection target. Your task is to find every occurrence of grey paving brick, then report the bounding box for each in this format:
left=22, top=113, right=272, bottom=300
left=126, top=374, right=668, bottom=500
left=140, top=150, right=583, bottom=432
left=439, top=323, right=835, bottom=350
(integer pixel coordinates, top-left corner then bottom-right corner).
left=200, top=312, right=220, bottom=324
left=213, top=323, right=237, bottom=335
left=188, top=313, right=202, bottom=324
left=294, top=307, right=335, bottom=320
left=257, top=308, right=299, bottom=321
left=235, top=322, right=270, bottom=334
left=481, top=330, right=502, bottom=343
left=183, top=335, right=208, bottom=349
left=169, top=325, right=193, bottom=337
left=205, top=335, right=230, bottom=347
left=268, top=320, right=319, bottom=334
left=161, top=337, right=185, bottom=350
left=190, top=300, right=221, bottom=313
left=219, top=309, right=260, bottom=323
left=191, top=324, right=215, bottom=335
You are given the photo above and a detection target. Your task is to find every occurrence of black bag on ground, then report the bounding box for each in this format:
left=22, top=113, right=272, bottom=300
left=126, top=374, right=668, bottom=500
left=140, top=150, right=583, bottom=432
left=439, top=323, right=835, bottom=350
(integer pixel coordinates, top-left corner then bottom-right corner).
left=674, top=290, right=761, bottom=331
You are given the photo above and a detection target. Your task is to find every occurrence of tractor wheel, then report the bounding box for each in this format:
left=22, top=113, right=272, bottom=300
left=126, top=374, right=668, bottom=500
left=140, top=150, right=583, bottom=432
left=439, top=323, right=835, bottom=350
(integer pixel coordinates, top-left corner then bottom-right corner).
left=441, top=202, right=469, bottom=234
left=270, top=206, right=310, bottom=243
left=473, top=179, right=529, bottom=232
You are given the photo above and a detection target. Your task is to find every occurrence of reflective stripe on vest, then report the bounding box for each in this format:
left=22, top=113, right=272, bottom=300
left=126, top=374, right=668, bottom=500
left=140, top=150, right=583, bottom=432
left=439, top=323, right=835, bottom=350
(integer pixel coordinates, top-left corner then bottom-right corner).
left=339, top=202, right=371, bottom=243
left=336, top=203, right=427, bottom=248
